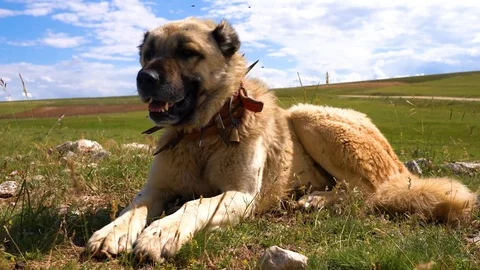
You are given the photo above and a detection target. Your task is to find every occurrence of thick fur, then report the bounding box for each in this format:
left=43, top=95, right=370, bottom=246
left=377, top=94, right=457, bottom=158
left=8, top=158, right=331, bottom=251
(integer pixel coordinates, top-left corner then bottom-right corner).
left=87, top=18, right=476, bottom=262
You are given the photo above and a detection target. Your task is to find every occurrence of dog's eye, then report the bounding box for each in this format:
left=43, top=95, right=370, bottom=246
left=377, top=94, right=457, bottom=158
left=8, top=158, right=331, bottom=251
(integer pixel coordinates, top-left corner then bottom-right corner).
left=144, top=50, right=154, bottom=61
left=178, top=49, right=202, bottom=59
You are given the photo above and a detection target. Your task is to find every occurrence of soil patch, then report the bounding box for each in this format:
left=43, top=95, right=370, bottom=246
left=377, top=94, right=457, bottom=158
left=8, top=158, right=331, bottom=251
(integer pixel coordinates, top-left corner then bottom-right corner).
left=0, top=104, right=147, bottom=119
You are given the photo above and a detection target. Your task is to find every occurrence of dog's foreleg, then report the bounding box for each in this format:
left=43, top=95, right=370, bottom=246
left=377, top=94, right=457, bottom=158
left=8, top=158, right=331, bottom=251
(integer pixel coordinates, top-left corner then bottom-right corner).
left=87, top=187, right=172, bottom=256
left=133, top=190, right=256, bottom=262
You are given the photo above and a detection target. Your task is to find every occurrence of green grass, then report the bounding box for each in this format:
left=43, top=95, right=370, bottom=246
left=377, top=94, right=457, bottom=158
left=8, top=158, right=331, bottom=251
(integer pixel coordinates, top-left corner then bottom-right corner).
left=275, top=70, right=480, bottom=98
left=0, top=95, right=141, bottom=115
left=0, top=71, right=480, bottom=269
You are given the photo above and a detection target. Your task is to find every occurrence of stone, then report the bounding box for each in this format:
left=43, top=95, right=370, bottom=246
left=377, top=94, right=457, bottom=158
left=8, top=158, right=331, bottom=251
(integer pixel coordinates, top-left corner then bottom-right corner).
left=0, top=181, right=19, bottom=198
left=258, top=246, right=307, bottom=270
left=405, top=160, right=423, bottom=175
left=91, top=150, right=110, bottom=160
left=121, top=142, right=151, bottom=151
left=55, top=139, right=104, bottom=155
left=443, top=161, right=480, bottom=175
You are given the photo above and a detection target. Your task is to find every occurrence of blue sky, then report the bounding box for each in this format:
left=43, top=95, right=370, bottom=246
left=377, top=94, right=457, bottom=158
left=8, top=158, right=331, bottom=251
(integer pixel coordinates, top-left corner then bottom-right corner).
left=0, top=0, right=479, bottom=100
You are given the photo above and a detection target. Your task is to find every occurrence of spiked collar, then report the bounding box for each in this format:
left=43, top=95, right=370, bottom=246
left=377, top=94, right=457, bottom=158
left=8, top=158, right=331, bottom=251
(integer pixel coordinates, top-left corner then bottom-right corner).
left=143, top=81, right=263, bottom=155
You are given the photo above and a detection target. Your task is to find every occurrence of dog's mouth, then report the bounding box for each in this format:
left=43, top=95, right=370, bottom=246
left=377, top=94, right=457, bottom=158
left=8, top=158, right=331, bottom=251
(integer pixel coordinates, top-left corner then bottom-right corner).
left=140, top=87, right=197, bottom=126
left=147, top=99, right=174, bottom=114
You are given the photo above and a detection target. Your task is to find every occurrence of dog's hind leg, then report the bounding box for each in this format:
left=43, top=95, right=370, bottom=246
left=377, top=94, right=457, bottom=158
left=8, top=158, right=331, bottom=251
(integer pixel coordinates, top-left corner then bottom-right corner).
left=289, top=104, right=476, bottom=222
left=289, top=104, right=407, bottom=193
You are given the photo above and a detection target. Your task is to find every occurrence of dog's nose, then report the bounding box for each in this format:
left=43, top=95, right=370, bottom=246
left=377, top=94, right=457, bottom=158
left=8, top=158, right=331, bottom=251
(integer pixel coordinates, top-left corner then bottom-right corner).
left=136, top=69, right=159, bottom=93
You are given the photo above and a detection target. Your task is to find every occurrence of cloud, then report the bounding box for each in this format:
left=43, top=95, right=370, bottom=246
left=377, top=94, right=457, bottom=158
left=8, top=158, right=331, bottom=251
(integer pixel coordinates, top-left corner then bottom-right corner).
left=0, top=8, right=19, bottom=17
left=50, top=0, right=168, bottom=60
left=40, top=76, right=54, bottom=82
left=41, top=31, right=87, bottom=48
left=6, top=40, right=38, bottom=47
left=0, top=59, right=140, bottom=100
left=206, top=0, right=480, bottom=87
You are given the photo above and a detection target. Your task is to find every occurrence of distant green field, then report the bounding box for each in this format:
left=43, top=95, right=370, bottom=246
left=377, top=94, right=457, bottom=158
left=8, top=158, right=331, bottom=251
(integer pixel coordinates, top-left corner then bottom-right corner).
left=0, top=95, right=141, bottom=115
left=275, top=71, right=480, bottom=98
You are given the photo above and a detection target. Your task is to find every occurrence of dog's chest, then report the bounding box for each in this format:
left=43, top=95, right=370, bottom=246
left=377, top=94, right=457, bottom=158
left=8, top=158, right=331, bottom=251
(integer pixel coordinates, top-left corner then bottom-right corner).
left=157, top=139, right=223, bottom=197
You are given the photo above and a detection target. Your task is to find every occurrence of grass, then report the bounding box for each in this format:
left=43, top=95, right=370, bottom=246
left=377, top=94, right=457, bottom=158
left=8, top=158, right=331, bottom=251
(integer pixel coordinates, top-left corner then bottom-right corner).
left=0, top=71, right=480, bottom=269
left=274, top=70, right=480, bottom=98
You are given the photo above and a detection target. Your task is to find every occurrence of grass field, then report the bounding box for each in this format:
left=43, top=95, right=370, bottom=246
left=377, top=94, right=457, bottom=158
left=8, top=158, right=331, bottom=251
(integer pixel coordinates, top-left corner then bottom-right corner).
left=0, top=71, right=480, bottom=269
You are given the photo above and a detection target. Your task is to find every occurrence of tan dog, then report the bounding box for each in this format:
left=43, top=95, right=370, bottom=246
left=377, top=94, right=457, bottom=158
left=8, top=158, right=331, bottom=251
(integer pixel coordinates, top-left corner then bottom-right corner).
left=87, top=17, right=477, bottom=262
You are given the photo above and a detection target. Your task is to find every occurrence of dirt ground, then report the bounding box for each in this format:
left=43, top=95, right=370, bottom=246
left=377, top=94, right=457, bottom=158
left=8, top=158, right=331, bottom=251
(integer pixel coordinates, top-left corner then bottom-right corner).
left=0, top=104, right=147, bottom=119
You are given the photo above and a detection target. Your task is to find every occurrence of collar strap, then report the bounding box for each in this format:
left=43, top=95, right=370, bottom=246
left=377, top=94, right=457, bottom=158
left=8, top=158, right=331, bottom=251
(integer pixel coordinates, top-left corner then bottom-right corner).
left=148, top=82, right=263, bottom=155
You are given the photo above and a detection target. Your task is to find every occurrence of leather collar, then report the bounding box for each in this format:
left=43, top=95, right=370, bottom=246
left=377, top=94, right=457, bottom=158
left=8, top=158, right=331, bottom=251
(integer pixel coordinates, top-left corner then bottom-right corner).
left=144, top=82, right=264, bottom=155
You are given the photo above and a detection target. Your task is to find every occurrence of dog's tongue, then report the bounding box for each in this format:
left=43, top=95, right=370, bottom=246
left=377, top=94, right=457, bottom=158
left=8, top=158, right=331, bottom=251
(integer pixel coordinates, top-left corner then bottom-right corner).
left=148, top=102, right=166, bottom=112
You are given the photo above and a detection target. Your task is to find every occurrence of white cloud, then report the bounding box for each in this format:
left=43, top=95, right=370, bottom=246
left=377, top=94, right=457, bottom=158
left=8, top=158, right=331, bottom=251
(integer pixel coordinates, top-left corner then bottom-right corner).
left=50, top=0, right=168, bottom=60
left=206, top=0, right=480, bottom=86
left=267, top=47, right=299, bottom=58
left=40, top=76, right=54, bottom=82
left=0, top=59, right=139, bottom=100
left=0, top=8, right=19, bottom=17
left=473, top=34, right=480, bottom=44
left=41, top=31, right=87, bottom=48
left=6, top=40, right=38, bottom=46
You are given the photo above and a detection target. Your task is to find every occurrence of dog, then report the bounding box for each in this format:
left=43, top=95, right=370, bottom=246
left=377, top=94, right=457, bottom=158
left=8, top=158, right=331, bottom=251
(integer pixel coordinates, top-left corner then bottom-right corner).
left=87, top=17, right=477, bottom=262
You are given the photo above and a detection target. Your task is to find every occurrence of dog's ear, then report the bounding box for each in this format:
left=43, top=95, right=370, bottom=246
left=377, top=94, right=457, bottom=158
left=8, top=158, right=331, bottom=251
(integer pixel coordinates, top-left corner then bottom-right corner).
left=212, top=20, right=240, bottom=57
left=138, top=31, right=150, bottom=56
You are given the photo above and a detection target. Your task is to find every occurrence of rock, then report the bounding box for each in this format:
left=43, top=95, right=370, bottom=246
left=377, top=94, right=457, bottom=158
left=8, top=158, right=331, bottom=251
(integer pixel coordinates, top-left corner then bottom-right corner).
left=65, top=151, right=77, bottom=159
left=91, top=150, right=110, bottom=160
left=0, top=181, right=19, bottom=198
left=121, top=142, right=151, bottom=151
left=405, top=160, right=423, bottom=175
left=87, top=163, right=98, bottom=168
left=55, top=139, right=104, bottom=155
left=14, top=261, right=26, bottom=270
left=32, top=175, right=44, bottom=181
left=442, top=161, right=480, bottom=175
left=258, top=246, right=307, bottom=270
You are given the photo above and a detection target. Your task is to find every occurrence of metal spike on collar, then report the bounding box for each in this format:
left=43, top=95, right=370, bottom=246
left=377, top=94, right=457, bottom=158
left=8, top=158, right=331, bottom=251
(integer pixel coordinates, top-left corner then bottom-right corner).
left=246, top=60, right=259, bottom=75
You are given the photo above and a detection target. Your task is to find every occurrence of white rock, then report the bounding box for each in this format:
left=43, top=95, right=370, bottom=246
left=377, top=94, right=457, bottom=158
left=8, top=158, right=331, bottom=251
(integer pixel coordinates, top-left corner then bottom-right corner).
left=121, top=142, right=151, bottom=151
left=91, top=150, right=110, bottom=160
left=259, top=246, right=308, bottom=270
left=405, top=160, right=423, bottom=175
left=0, top=181, right=19, bottom=198
left=65, top=151, right=77, bottom=159
left=32, top=175, right=45, bottom=181
left=443, top=161, right=480, bottom=175
left=55, top=139, right=104, bottom=155
left=77, top=139, right=103, bottom=153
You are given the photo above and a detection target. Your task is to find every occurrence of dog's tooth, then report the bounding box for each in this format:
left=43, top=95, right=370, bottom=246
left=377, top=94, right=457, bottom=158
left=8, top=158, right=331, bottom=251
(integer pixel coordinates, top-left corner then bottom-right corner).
left=161, top=108, right=165, bottom=113
left=165, top=103, right=169, bottom=111
left=147, top=97, right=153, bottom=104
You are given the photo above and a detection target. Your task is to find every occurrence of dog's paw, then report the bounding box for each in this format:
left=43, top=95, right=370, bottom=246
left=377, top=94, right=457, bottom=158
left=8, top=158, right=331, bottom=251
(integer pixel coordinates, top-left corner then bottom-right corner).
left=133, top=217, right=190, bottom=262
left=87, top=220, right=145, bottom=256
left=298, top=191, right=328, bottom=210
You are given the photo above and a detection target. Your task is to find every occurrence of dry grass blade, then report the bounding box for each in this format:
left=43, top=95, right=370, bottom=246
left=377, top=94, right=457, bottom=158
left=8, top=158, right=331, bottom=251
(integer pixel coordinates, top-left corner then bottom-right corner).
left=18, top=73, right=29, bottom=100
left=1, top=78, right=12, bottom=101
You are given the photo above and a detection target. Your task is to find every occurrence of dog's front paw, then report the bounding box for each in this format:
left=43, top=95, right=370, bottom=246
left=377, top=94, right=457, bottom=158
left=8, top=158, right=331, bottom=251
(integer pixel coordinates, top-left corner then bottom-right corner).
left=133, top=217, right=191, bottom=262
left=87, top=219, right=145, bottom=256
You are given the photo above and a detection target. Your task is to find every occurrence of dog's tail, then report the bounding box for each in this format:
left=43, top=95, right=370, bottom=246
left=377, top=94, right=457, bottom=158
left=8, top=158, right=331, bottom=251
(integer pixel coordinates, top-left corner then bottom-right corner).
left=369, top=174, right=477, bottom=223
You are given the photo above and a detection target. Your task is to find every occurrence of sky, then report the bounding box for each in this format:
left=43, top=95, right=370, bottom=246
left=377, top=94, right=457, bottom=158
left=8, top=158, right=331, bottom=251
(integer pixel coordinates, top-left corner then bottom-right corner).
left=0, top=0, right=479, bottom=101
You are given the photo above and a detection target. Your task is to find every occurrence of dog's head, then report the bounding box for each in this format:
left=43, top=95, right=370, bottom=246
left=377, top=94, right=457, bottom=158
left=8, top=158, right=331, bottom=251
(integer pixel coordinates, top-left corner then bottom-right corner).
left=137, top=18, right=246, bottom=129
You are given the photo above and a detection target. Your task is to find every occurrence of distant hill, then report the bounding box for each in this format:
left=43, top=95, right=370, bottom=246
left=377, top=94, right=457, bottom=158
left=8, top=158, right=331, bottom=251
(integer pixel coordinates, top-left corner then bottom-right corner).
left=274, top=70, right=480, bottom=98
